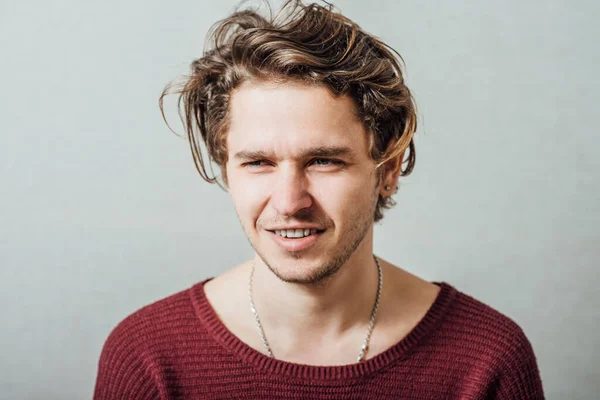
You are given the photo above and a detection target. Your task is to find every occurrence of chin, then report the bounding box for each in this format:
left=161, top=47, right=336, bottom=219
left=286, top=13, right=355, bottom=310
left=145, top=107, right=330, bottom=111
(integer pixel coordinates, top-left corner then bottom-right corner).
left=259, top=252, right=343, bottom=285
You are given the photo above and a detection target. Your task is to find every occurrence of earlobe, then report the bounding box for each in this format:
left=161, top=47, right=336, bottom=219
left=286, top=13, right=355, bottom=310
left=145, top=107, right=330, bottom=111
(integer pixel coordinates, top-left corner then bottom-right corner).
left=381, top=184, right=396, bottom=196
left=379, top=152, right=403, bottom=195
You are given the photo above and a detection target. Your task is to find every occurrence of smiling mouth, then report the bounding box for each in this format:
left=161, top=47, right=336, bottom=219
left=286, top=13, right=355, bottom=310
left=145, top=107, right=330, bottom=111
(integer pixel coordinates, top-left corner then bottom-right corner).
left=268, top=229, right=325, bottom=239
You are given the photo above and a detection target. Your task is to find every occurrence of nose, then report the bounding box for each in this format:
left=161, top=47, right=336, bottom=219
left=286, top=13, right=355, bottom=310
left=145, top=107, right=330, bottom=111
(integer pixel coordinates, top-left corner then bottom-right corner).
left=270, top=165, right=313, bottom=217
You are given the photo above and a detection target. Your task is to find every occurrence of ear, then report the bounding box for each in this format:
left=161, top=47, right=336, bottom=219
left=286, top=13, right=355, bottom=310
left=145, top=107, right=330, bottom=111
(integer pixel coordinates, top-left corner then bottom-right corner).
left=378, top=150, right=405, bottom=196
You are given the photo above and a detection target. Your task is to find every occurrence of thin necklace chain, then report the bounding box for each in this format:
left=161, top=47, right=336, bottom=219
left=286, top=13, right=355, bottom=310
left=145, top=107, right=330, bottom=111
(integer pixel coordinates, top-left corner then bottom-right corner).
left=248, top=255, right=383, bottom=363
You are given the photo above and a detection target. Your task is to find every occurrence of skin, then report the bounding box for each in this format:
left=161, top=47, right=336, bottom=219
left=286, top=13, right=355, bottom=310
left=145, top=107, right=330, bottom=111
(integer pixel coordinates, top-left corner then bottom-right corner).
left=227, top=79, right=383, bottom=285
left=203, top=80, right=440, bottom=365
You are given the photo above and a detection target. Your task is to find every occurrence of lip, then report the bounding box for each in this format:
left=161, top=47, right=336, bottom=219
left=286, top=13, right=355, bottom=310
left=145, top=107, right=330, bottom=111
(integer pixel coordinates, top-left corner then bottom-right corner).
left=267, top=226, right=323, bottom=231
left=268, top=230, right=322, bottom=252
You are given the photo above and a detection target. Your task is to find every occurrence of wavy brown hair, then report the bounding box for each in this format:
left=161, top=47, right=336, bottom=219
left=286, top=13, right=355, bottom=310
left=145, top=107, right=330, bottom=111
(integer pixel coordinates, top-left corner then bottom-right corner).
left=160, top=0, right=417, bottom=221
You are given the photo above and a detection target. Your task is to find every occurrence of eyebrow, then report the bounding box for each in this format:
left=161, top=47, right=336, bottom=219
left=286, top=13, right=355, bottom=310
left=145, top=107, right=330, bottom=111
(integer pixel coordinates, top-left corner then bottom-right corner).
left=233, top=146, right=356, bottom=161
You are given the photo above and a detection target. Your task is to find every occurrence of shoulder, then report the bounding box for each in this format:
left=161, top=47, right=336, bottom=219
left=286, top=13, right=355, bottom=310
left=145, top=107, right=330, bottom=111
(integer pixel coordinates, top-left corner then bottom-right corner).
left=436, top=284, right=544, bottom=397
left=100, top=284, right=202, bottom=357
left=94, top=286, right=199, bottom=399
left=438, top=285, right=536, bottom=360
left=448, top=287, right=533, bottom=353
left=109, top=287, right=195, bottom=343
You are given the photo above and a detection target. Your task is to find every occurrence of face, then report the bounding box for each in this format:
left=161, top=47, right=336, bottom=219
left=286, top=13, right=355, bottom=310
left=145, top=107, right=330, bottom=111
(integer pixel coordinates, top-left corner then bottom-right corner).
left=225, top=80, right=384, bottom=284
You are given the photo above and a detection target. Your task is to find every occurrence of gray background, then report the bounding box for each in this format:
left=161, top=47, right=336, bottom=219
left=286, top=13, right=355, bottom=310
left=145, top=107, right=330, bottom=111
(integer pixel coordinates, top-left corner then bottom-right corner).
left=1, top=0, right=598, bottom=398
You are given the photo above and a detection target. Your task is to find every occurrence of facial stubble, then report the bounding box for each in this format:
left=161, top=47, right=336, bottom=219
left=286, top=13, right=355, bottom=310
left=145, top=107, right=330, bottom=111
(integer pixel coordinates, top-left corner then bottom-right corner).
left=239, top=179, right=380, bottom=287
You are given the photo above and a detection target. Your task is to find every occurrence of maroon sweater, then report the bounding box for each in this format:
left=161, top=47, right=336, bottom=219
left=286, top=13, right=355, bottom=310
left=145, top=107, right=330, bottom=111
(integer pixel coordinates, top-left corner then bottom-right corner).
left=94, top=280, right=544, bottom=399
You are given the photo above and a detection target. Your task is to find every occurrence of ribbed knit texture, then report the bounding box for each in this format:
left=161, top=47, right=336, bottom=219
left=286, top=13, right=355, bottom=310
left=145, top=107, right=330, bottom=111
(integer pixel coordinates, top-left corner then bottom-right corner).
left=94, top=280, right=544, bottom=399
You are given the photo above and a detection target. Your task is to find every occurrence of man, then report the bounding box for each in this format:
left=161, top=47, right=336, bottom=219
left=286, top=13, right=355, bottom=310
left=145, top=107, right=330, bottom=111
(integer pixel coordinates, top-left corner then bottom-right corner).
left=94, top=1, right=544, bottom=398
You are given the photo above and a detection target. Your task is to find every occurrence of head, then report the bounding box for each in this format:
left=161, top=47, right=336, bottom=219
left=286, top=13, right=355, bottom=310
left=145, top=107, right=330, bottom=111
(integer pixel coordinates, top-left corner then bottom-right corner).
left=160, top=0, right=417, bottom=283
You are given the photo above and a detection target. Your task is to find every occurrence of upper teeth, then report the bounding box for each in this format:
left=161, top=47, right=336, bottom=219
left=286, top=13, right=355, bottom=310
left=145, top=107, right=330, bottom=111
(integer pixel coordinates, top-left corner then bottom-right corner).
left=275, top=229, right=317, bottom=238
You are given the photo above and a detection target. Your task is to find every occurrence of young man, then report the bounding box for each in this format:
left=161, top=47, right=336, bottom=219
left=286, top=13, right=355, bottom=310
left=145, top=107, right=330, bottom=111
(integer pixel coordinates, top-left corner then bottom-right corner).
left=94, top=1, right=544, bottom=398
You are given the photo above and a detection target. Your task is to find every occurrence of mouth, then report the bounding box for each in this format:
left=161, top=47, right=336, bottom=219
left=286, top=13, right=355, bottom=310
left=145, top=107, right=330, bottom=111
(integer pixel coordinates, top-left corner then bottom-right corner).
left=268, top=228, right=325, bottom=239
left=266, top=228, right=326, bottom=252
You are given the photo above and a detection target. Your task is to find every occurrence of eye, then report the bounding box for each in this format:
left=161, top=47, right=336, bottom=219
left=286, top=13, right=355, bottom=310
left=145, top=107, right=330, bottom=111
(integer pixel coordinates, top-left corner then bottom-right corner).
left=310, top=158, right=344, bottom=167
left=243, top=160, right=271, bottom=169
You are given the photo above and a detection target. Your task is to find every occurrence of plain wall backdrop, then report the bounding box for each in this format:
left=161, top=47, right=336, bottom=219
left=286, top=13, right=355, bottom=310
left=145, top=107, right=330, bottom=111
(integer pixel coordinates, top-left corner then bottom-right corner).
left=1, top=0, right=598, bottom=398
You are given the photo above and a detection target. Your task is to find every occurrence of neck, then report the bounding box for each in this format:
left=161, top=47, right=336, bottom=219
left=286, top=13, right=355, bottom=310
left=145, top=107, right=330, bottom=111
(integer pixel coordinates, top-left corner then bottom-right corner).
left=250, top=229, right=380, bottom=361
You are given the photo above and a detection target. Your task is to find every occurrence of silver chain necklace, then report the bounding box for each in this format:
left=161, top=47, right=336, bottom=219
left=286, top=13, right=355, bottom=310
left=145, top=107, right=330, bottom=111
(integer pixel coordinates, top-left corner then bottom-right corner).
left=248, top=255, right=383, bottom=363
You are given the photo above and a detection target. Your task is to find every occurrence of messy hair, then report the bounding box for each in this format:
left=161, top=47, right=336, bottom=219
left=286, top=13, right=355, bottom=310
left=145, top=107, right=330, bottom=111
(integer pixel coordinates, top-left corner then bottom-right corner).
left=160, top=0, right=417, bottom=221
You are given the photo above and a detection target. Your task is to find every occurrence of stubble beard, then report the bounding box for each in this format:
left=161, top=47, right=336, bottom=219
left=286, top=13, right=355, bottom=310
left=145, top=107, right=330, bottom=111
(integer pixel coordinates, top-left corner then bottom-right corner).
left=242, top=185, right=380, bottom=286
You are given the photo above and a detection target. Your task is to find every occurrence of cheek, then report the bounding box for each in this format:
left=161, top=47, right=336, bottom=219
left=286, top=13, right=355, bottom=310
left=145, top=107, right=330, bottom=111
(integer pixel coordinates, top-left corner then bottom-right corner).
left=229, top=174, right=270, bottom=220
left=311, top=173, right=376, bottom=213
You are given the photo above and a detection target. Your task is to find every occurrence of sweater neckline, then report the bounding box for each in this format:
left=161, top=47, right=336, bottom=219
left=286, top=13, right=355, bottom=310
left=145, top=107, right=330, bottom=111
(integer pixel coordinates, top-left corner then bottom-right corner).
left=190, top=278, right=457, bottom=381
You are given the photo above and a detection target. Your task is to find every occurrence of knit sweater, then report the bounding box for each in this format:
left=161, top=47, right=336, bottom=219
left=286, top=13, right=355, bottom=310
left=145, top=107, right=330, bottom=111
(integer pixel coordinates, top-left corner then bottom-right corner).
left=94, top=279, right=544, bottom=399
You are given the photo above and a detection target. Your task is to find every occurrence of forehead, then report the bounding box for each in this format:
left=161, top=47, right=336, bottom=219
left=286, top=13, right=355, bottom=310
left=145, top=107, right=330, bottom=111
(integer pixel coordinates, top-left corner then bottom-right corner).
left=226, top=80, right=369, bottom=158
